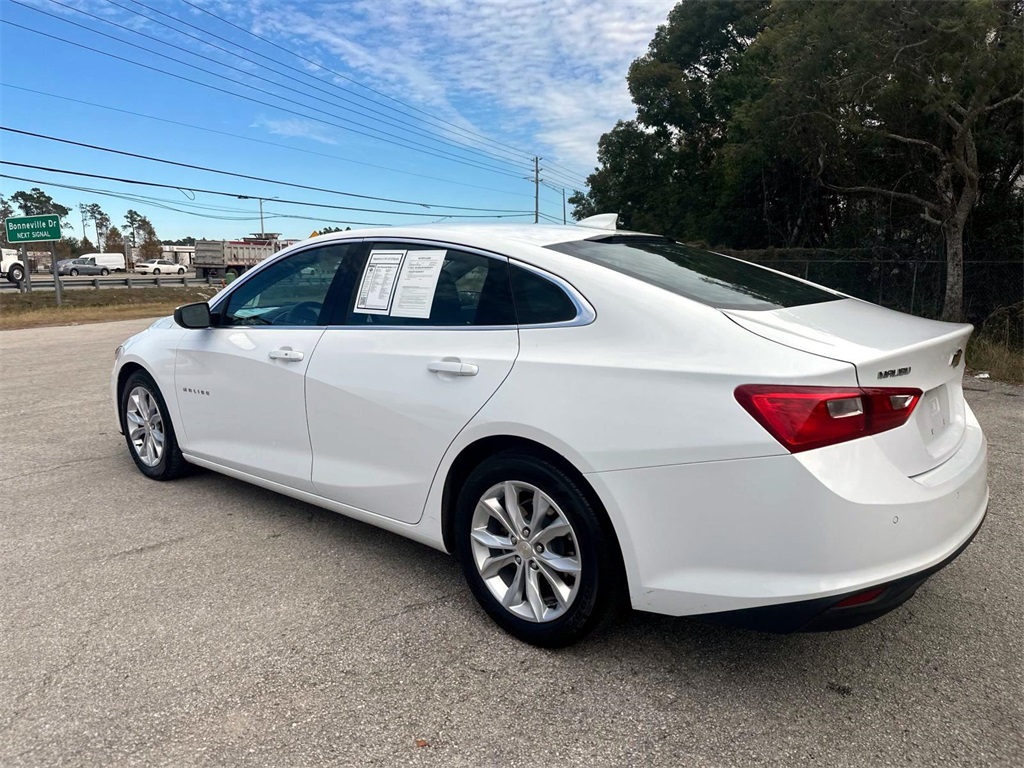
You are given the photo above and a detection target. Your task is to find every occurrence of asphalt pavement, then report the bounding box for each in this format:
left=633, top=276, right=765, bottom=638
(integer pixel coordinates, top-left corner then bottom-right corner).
left=1, top=319, right=1021, bottom=767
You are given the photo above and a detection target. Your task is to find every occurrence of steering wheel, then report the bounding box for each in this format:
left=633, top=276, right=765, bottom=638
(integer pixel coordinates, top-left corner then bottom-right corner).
left=284, top=301, right=323, bottom=325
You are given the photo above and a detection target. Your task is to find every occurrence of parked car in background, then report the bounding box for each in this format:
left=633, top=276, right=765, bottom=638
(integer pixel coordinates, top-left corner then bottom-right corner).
left=111, top=219, right=987, bottom=646
left=58, top=254, right=124, bottom=276
left=135, top=259, right=187, bottom=275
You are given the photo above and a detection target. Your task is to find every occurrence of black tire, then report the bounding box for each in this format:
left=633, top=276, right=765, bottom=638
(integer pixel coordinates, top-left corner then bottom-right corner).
left=69, top=268, right=79, bottom=276
left=7, top=264, right=24, bottom=283
left=119, top=369, right=190, bottom=481
left=153, top=268, right=160, bottom=275
left=454, top=451, right=625, bottom=647
left=100, top=268, right=109, bottom=276
left=177, top=268, right=185, bottom=275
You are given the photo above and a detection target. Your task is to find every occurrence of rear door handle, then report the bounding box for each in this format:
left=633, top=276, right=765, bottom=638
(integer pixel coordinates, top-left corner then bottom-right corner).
left=268, top=347, right=304, bottom=362
left=428, top=359, right=478, bottom=376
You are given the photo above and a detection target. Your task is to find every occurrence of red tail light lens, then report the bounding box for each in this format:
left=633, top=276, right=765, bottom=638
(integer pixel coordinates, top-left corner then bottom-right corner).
left=734, top=385, right=921, bottom=453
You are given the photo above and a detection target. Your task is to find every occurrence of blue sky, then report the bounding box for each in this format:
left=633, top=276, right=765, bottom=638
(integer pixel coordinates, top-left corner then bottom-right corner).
left=0, top=0, right=675, bottom=242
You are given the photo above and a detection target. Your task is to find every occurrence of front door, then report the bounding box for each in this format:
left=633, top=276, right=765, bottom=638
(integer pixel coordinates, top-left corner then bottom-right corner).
left=174, top=241, right=364, bottom=491
left=305, top=243, right=520, bottom=523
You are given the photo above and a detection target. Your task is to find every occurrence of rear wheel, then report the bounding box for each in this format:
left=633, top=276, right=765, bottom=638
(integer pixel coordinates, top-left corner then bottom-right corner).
left=454, top=451, right=624, bottom=647
left=119, top=370, right=189, bottom=480
left=69, top=268, right=79, bottom=276
left=153, top=268, right=161, bottom=275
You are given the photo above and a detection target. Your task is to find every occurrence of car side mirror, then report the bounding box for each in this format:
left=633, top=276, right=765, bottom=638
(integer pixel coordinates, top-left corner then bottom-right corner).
left=174, top=301, right=212, bottom=329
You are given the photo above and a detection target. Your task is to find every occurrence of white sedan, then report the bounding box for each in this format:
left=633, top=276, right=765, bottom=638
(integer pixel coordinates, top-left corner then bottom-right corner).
left=111, top=219, right=988, bottom=646
left=135, top=259, right=187, bottom=275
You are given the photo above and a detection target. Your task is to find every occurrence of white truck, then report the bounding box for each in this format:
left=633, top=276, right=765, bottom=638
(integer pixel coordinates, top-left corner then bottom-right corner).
left=2, top=247, right=27, bottom=283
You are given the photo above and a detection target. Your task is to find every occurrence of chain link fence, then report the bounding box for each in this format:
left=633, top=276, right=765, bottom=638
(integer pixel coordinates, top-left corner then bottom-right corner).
left=724, top=249, right=1023, bottom=348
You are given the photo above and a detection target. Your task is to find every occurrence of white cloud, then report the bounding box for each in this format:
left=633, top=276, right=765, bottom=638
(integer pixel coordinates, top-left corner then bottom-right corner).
left=250, top=116, right=338, bottom=145
left=244, top=0, right=677, bottom=181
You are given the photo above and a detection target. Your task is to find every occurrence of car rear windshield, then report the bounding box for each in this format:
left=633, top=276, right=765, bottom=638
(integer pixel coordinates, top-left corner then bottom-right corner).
left=546, top=237, right=840, bottom=311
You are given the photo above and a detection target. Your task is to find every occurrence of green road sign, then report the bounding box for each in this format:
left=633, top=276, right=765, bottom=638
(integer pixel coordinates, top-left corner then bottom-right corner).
left=5, top=214, right=62, bottom=243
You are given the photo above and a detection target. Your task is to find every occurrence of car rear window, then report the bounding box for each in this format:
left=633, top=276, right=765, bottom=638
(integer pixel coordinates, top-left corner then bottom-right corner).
left=547, top=237, right=840, bottom=310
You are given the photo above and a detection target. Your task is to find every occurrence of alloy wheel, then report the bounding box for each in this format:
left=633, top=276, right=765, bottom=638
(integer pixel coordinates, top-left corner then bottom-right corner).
left=469, top=481, right=582, bottom=623
left=125, top=386, right=165, bottom=467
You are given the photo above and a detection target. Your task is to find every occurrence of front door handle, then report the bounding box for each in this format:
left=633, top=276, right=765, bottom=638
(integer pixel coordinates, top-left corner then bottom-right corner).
left=428, top=359, right=478, bottom=376
left=268, top=347, right=304, bottom=362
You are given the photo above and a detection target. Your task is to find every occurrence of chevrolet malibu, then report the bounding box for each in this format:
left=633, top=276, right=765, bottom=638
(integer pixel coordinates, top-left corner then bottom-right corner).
left=111, top=219, right=988, bottom=646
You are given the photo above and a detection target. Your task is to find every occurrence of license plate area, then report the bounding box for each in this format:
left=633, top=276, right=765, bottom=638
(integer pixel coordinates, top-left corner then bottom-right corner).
left=919, top=385, right=951, bottom=439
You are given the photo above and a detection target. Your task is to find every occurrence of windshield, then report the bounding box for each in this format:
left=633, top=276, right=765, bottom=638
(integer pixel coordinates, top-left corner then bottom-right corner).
left=547, top=237, right=840, bottom=311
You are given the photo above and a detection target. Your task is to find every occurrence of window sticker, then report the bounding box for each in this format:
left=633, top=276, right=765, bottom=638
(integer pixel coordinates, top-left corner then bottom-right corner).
left=355, top=250, right=405, bottom=314
left=391, top=249, right=447, bottom=318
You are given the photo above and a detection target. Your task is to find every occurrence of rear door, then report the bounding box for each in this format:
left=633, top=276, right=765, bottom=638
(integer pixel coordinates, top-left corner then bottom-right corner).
left=305, top=241, right=519, bottom=523
left=174, top=241, right=364, bottom=491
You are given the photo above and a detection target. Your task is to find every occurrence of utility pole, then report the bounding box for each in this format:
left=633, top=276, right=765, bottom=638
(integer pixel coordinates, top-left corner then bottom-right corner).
left=562, top=188, right=566, bottom=224
left=79, top=204, right=88, bottom=247
left=534, top=157, right=540, bottom=224
left=259, top=198, right=265, bottom=240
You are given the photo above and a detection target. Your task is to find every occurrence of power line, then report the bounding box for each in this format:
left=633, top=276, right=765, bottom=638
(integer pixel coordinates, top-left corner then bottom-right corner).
left=1, top=126, right=534, bottom=214
left=0, top=84, right=536, bottom=201
left=40, top=0, right=531, bottom=171
left=115, top=0, right=534, bottom=167
left=8, top=3, right=527, bottom=177
left=175, top=0, right=537, bottom=162
left=0, top=161, right=537, bottom=219
left=0, top=16, right=529, bottom=180
left=0, top=172, right=395, bottom=227
left=545, top=159, right=591, bottom=184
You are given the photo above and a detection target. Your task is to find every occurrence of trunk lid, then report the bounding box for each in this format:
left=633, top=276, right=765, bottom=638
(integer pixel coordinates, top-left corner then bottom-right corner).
left=724, top=298, right=973, bottom=476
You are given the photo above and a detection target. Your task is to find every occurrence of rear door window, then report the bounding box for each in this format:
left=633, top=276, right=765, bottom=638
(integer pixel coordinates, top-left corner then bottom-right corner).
left=547, top=237, right=840, bottom=310
left=342, top=244, right=515, bottom=326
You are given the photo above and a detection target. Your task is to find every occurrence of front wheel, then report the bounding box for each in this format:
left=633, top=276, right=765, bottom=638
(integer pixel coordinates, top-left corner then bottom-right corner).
left=100, top=268, right=109, bottom=276
left=119, top=370, right=190, bottom=480
left=7, top=264, right=24, bottom=283
left=177, top=268, right=185, bottom=275
left=454, top=452, right=624, bottom=647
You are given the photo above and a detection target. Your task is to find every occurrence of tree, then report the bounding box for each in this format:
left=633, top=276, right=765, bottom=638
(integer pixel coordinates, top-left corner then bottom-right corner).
left=138, top=216, right=162, bottom=260
left=104, top=225, right=125, bottom=253
left=318, top=226, right=351, bottom=234
left=79, top=236, right=95, bottom=254
left=10, top=188, right=71, bottom=223
left=124, top=209, right=144, bottom=248
left=85, top=203, right=111, bottom=251
left=0, top=195, right=13, bottom=246
left=746, top=0, right=1023, bottom=320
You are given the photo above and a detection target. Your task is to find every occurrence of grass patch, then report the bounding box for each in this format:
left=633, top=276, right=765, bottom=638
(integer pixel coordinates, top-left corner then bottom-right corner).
left=967, top=336, right=1024, bottom=384
left=0, top=286, right=220, bottom=330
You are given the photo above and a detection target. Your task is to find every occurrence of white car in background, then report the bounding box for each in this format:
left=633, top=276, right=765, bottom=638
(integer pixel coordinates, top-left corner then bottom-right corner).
left=111, top=219, right=988, bottom=646
left=135, top=259, right=187, bottom=275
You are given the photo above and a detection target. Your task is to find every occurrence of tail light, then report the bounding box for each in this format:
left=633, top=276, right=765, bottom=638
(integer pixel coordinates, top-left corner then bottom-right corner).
left=734, top=385, right=922, bottom=453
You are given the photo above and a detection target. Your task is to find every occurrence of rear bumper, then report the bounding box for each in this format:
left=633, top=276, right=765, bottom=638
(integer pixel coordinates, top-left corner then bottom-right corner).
left=704, top=508, right=985, bottom=632
left=588, top=404, right=988, bottom=620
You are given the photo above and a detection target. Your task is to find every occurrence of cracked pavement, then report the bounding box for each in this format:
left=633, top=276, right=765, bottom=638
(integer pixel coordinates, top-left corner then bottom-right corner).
left=1, top=318, right=1022, bottom=767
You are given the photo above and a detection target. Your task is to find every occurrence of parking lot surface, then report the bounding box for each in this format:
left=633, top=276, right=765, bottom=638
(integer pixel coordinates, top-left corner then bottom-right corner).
left=1, top=319, right=1021, bottom=767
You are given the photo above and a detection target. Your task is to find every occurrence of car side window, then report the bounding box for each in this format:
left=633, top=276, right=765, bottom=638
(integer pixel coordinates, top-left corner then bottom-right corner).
left=510, top=264, right=578, bottom=324
left=220, top=243, right=358, bottom=327
left=344, top=244, right=515, bottom=326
